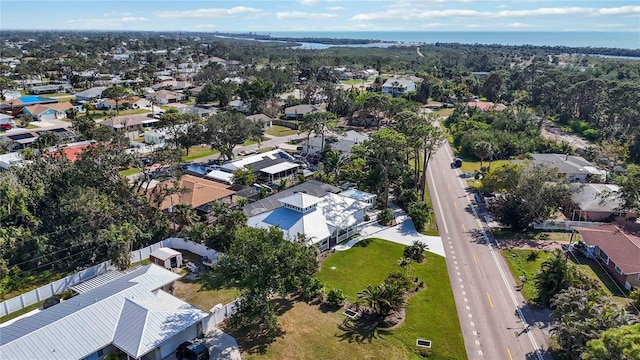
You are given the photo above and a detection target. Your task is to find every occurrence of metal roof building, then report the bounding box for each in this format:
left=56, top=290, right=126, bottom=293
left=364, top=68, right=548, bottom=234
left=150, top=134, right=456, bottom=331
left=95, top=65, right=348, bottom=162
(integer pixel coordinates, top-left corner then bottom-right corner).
left=0, top=264, right=208, bottom=360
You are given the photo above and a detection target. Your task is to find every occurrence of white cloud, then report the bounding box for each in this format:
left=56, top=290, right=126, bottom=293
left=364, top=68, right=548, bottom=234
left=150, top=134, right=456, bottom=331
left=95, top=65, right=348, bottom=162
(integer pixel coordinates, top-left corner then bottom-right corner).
left=65, top=16, right=147, bottom=28
left=154, top=6, right=266, bottom=19
left=351, top=5, right=640, bottom=21
left=506, top=22, right=539, bottom=29
left=103, top=11, right=132, bottom=17
left=299, top=0, right=319, bottom=5
left=276, top=11, right=338, bottom=20
left=328, top=6, right=346, bottom=11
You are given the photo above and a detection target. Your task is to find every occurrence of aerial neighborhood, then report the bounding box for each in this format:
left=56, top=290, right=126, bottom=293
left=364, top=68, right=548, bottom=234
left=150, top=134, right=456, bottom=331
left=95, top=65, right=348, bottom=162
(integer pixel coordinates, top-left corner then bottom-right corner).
left=0, top=27, right=639, bottom=360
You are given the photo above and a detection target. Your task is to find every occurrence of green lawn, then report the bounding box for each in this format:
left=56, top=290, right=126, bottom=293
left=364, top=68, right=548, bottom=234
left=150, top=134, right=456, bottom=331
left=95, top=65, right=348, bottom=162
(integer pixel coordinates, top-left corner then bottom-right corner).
left=501, top=248, right=630, bottom=306
left=181, top=146, right=219, bottom=162
left=492, top=229, right=572, bottom=243
left=0, top=301, right=44, bottom=323
left=340, top=79, right=373, bottom=86
left=501, top=248, right=552, bottom=303
left=313, top=239, right=466, bottom=360
left=119, top=168, right=141, bottom=177
left=91, top=109, right=150, bottom=119
left=265, top=125, right=299, bottom=137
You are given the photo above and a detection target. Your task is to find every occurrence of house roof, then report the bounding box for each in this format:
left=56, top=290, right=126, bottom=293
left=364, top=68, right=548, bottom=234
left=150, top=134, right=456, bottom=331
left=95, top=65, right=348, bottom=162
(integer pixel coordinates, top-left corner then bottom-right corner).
left=149, top=247, right=181, bottom=261
left=242, top=180, right=341, bottom=217
left=382, top=78, right=415, bottom=88
left=319, top=192, right=370, bottom=229
left=49, top=141, right=95, bottom=162
left=279, top=192, right=323, bottom=209
left=99, top=114, right=157, bottom=128
left=220, top=149, right=296, bottom=172
left=260, top=162, right=299, bottom=175
left=156, top=174, right=236, bottom=210
left=569, top=183, right=623, bottom=212
left=248, top=206, right=331, bottom=244
left=177, top=105, right=213, bottom=116
left=46, top=102, right=74, bottom=111
left=0, top=264, right=197, bottom=360
left=306, top=130, right=368, bottom=154
left=531, top=153, right=602, bottom=176
left=23, top=104, right=50, bottom=115
left=576, top=224, right=640, bottom=274
left=284, top=104, right=325, bottom=115
left=464, top=101, right=507, bottom=111
left=149, top=89, right=182, bottom=100
left=247, top=113, right=273, bottom=123
left=75, top=86, right=107, bottom=99
left=340, top=189, right=377, bottom=203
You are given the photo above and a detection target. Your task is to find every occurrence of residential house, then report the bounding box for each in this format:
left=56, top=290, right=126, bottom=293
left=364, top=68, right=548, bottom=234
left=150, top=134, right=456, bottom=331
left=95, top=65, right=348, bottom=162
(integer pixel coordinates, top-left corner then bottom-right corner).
left=243, top=180, right=341, bottom=217
left=246, top=189, right=372, bottom=250
left=0, top=264, right=210, bottom=360
left=362, top=69, right=380, bottom=78
left=284, top=104, right=325, bottom=120
left=177, top=105, right=215, bottom=118
left=75, top=86, right=107, bottom=102
left=382, top=78, right=416, bottom=97
left=152, top=174, right=236, bottom=211
left=302, top=130, right=368, bottom=156
left=575, top=224, right=640, bottom=290
left=340, top=189, right=377, bottom=209
left=0, top=127, right=76, bottom=151
left=146, top=90, right=185, bottom=105
left=151, top=80, right=193, bottom=91
left=220, top=149, right=300, bottom=183
left=1, top=96, right=59, bottom=116
left=567, top=183, right=637, bottom=222
left=464, top=101, right=507, bottom=112
left=0, top=152, right=25, bottom=170
left=99, top=113, right=159, bottom=132
left=1, top=90, right=21, bottom=101
left=247, top=113, right=273, bottom=129
left=96, top=96, right=142, bottom=111
left=22, top=102, right=78, bottom=121
left=29, top=83, right=72, bottom=95
left=0, top=113, right=14, bottom=126
left=228, top=100, right=250, bottom=114
left=530, top=153, right=606, bottom=182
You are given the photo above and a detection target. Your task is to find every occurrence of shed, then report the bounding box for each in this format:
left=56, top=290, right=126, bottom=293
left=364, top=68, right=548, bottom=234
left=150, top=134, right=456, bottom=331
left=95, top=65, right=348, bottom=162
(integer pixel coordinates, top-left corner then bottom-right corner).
left=149, top=247, right=183, bottom=269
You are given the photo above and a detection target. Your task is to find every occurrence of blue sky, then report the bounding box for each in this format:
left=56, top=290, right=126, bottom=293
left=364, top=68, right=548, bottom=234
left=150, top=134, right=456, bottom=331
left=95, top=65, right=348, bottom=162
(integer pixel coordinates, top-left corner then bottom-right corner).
left=2, top=0, right=639, bottom=32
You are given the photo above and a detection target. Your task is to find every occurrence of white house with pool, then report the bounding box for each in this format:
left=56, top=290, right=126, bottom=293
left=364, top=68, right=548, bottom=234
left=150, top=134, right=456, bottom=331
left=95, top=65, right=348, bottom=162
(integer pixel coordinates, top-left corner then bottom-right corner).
left=247, top=191, right=372, bottom=250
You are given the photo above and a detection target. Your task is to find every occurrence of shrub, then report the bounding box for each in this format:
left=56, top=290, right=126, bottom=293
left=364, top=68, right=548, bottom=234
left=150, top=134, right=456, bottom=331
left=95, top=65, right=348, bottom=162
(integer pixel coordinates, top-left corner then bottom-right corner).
left=408, top=201, right=431, bottom=232
left=404, top=241, right=428, bottom=263
left=301, top=278, right=324, bottom=301
left=378, top=208, right=394, bottom=225
left=630, top=288, right=640, bottom=309
left=326, top=288, right=345, bottom=308
left=385, top=271, right=414, bottom=292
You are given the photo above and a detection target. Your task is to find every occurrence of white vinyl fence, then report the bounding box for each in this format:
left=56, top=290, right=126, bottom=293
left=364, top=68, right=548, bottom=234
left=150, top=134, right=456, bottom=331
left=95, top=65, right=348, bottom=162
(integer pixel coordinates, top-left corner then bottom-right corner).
left=203, top=297, right=242, bottom=331
left=0, top=237, right=219, bottom=318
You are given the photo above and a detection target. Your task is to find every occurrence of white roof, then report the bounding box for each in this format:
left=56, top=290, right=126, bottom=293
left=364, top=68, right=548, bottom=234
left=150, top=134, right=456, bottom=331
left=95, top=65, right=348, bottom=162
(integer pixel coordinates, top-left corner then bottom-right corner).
left=318, top=193, right=370, bottom=229
left=205, top=169, right=234, bottom=184
left=149, top=247, right=181, bottom=261
left=0, top=265, right=186, bottom=360
left=221, top=149, right=292, bottom=172
left=112, top=290, right=208, bottom=358
left=248, top=207, right=331, bottom=244
left=279, top=192, right=323, bottom=209
left=260, top=162, right=299, bottom=175
left=340, top=189, right=376, bottom=202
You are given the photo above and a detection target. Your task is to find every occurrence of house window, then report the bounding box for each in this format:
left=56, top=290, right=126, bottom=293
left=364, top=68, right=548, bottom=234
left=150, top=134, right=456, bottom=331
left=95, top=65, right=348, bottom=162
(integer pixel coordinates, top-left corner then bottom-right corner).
left=614, top=265, right=624, bottom=275
left=599, top=250, right=609, bottom=265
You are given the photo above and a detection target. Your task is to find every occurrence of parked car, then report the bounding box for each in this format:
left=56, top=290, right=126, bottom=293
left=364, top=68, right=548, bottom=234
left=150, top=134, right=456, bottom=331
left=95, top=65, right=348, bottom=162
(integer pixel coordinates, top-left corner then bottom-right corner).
left=451, top=158, right=462, bottom=168
left=0, top=123, right=13, bottom=131
left=175, top=341, right=209, bottom=360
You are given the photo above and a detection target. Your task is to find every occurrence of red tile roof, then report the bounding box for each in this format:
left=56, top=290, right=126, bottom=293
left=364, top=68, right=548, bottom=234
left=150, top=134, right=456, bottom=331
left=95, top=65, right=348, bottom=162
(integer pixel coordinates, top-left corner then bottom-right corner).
left=576, top=224, right=640, bottom=274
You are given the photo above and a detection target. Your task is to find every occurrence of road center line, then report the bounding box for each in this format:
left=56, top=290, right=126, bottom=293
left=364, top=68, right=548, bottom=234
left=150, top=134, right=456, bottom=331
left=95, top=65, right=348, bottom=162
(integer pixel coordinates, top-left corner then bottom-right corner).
left=507, top=348, right=514, bottom=360
left=486, top=292, right=494, bottom=309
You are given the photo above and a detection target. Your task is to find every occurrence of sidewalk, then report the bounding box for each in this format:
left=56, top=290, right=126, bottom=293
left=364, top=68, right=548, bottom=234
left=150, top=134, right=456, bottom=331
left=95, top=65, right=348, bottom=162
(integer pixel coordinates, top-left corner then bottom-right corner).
left=334, top=205, right=446, bottom=257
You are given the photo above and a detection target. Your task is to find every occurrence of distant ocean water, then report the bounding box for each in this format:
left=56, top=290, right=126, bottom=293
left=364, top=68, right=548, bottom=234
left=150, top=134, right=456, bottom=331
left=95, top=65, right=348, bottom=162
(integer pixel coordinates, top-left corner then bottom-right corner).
left=266, top=31, right=640, bottom=50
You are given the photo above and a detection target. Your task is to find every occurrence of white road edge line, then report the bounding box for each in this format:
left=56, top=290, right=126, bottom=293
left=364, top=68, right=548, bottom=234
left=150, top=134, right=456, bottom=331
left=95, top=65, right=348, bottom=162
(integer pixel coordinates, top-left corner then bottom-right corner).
left=428, top=162, right=449, bottom=234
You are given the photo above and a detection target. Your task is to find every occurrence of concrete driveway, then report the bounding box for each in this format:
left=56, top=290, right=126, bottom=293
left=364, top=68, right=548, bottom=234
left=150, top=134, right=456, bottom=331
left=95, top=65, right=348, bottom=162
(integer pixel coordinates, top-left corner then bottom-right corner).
left=163, top=329, right=241, bottom=360
left=334, top=206, right=446, bottom=257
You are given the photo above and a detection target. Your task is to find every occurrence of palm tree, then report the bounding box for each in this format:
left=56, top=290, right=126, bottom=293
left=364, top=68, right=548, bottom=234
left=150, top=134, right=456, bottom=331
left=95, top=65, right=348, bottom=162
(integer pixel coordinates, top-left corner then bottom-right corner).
left=396, top=257, right=412, bottom=274
left=358, top=285, right=382, bottom=314
left=323, top=149, right=346, bottom=179
left=535, top=248, right=571, bottom=304
left=474, top=141, right=493, bottom=169
left=376, top=282, right=405, bottom=317
left=172, top=204, right=198, bottom=231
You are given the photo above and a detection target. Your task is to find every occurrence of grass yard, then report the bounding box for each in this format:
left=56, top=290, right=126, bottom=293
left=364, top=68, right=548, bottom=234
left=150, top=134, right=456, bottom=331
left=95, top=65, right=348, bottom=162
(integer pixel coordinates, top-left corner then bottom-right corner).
left=265, top=125, right=299, bottom=137
left=182, top=146, right=219, bottom=162
left=238, top=239, right=465, bottom=360
left=119, top=168, right=141, bottom=177
left=458, top=159, right=510, bottom=175
left=91, top=109, right=150, bottom=119
left=433, top=108, right=455, bottom=118
left=501, top=248, right=552, bottom=303
left=501, top=248, right=630, bottom=306
left=0, top=301, right=44, bottom=323
left=492, top=229, right=572, bottom=243
left=173, top=278, right=239, bottom=312
left=340, top=79, right=373, bottom=86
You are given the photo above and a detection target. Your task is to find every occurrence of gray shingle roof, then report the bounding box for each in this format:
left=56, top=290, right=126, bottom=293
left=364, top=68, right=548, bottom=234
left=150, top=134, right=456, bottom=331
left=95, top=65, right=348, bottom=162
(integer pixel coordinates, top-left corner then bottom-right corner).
left=242, top=180, right=340, bottom=217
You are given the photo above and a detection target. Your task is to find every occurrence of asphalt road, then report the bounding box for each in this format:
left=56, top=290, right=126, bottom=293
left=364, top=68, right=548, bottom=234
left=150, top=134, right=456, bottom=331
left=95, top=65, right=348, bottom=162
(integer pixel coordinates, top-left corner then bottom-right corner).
left=426, top=142, right=553, bottom=360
